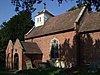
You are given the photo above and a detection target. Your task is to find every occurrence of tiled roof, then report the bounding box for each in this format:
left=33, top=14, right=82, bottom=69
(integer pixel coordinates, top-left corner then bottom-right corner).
left=21, top=41, right=42, bottom=54
left=79, top=12, right=100, bottom=33
left=36, top=9, right=54, bottom=17
left=25, top=8, right=81, bottom=39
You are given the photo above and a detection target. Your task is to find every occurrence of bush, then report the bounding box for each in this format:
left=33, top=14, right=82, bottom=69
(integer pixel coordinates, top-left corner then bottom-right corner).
left=16, top=67, right=72, bottom=75
left=16, top=66, right=100, bottom=75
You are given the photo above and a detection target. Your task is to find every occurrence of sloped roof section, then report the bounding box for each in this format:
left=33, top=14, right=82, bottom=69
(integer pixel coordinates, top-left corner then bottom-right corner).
left=36, top=9, right=54, bottom=17
left=21, top=41, right=42, bottom=54
left=79, top=12, right=100, bottom=33
left=8, top=40, right=13, bottom=49
left=25, top=8, right=81, bottom=39
left=6, top=40, right=13, bottom=53
left=25, top=26, right=43, bottom=38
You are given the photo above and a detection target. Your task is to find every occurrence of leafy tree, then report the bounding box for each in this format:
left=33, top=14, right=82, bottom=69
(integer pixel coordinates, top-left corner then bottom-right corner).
left=0, top=10, right=34, bottom=67
left=1, top=10, right=34, bottom=43
left=11, top=0, right=100, bottom=12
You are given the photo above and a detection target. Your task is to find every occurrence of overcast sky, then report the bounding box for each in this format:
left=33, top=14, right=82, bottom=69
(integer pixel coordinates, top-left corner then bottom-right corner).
left=0, top=0, right=76, bottom=25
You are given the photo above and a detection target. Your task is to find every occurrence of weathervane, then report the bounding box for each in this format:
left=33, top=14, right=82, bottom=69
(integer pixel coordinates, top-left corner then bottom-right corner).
left=43, top=2, right=46, bottom=10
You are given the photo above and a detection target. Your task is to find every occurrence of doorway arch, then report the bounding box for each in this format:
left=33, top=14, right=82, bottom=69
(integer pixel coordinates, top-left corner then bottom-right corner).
left=14, top=53, right=19, bottom=70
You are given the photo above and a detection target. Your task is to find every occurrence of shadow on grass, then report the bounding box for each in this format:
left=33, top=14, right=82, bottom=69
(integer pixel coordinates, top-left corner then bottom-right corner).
left=16, top=67, right=72, bottom=75
left=1, top=66, right=100, bottom=75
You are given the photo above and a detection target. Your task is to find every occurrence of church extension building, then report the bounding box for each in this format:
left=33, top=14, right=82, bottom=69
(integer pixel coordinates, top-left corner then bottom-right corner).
left=6, top=5, right=100, bottom=70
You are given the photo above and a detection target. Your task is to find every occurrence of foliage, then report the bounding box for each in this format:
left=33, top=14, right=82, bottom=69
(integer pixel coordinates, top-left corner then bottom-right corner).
left=15, top=66, right=100, bottom=75
left=11, top=0, right=100, bottom=12
left=16, top=67, right=72, bottom=75
left=0, top=66, right=100, bottom=75
left=0, top=10, right=34, bottom=67
left=74, top=66, right=100, bottom=75
left=0, top=10, right=33, bottom=43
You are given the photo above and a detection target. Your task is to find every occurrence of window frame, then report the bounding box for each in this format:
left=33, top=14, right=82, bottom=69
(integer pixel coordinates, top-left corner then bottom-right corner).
left=50, top=38, right=60, bottom=59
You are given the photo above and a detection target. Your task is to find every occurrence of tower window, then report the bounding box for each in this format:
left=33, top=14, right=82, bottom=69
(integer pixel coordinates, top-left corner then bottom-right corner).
left=37, top=17, right=41, bottom=22
left=37, top=18, right=39, bottom=22
left=40, top=17, right=41, bottom=22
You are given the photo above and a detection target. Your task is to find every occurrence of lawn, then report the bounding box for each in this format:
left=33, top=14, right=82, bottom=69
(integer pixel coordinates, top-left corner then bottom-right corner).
left=0, top=66, right=100, bottom=75
left=16, top=66, right=100, bottom=75
left=16, top=67, right=72, bottom=75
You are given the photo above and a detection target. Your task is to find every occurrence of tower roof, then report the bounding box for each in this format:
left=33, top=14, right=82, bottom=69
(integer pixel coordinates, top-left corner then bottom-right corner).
left=36, top=9, right=55, bottom=17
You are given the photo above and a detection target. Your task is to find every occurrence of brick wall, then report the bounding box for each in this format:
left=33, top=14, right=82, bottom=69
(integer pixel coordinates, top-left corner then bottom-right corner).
left=13, top=39, right=23, bottom=70
left=80, top=32, right=100, bottom=64
left=6, top=41, right=13, bottom=69
left=23, top=54, right=42, bottom=69
left=25, top=31, right=77, bottom=67
left=22, top=54, right=31, bottom=69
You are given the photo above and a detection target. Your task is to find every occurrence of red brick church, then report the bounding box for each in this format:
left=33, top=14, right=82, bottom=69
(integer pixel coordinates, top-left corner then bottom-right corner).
left=6, top=5, right=100, bottom=70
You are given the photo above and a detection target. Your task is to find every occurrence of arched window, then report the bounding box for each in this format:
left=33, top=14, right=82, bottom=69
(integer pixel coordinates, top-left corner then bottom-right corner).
left=50, top=38, right=60, bottom=59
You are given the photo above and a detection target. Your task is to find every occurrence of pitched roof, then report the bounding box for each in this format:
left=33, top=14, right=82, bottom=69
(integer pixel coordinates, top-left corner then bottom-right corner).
left=25, top=8, right=81, bottom=39
left=36, top=9, right=54, bottom=17
left=21, top=41, right=42, bottom=54
left=6, top=40, right=13, bottom=52
left=79, top=12, right=100, bottom=33
left=7, top=40, right=13, bottom=49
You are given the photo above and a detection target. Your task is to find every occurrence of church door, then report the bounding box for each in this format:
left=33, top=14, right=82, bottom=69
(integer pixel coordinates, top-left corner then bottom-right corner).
left=14, top=53, right=19, bottom=70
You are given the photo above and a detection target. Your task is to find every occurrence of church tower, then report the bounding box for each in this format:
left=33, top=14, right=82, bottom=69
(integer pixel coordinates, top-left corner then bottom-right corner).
left=35, top=3, right=54, bottom=27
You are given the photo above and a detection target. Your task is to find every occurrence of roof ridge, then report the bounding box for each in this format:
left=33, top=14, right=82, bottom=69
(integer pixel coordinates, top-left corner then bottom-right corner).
left=75, top=5, right=87, bottom=23
left=25, top=26, right=35, bottom=36
left=25, top=8, right=82, bottom=39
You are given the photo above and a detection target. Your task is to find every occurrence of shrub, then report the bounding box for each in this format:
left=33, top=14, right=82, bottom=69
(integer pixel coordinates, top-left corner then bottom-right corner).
left=16, top=67, right=72, bottom=75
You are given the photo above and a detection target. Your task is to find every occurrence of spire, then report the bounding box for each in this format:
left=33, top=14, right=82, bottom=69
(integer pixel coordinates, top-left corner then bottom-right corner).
left=43, top=2, right=46, bottom=10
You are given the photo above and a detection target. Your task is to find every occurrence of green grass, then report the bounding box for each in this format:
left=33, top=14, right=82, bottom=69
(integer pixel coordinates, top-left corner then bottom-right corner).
left=0, top=66, right=100, bottom=75
left=72, top=66, right=100, bottom=75
left=16, top=67, right=72, bottom=75
left=16, top=66, right=100, bottom=75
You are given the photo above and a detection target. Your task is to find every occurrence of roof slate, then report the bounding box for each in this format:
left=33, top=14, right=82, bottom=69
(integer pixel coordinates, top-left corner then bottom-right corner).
left=25, top=8, right=100, bottom=39
left=25, top=8, right=81, bottom=39
left=21, top=41, right=42, bottom=54
left=36, top=9, right=54, bottom=17
left=79, top=12, right=100, bottom=33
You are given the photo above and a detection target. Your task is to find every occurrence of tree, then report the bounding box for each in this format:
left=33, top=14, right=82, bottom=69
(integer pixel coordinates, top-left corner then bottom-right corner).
left=0, top=10, right=34, bottom=67
left=11, top=0, right=100, bottom=12
left=1, top=10, right=34, bottom=43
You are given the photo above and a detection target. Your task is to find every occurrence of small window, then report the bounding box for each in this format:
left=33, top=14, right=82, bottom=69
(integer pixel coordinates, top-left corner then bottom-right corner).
left=37, top=18, right=39, bottom=22
left=40, top=17, right=41, bottom=22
